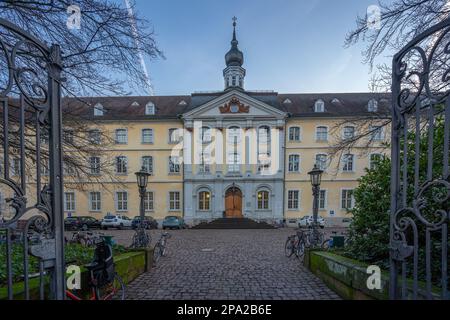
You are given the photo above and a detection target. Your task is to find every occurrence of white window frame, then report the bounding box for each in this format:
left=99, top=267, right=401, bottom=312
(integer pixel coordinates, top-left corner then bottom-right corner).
left=115, top=191, right=128, bottom=212
left=198, top=190, right=211, bottom=211
left=315, top=126, right=328, bottom=142
left=115, top=128, right=128, bottom=144
left=89, top=156, right=101, bottom=175
left=94, top=103, right=104, bottom=116
left=256, top=189, right=270, bottom=210
left=287, top=190, right=300, bottom=210
left=288, top=126, right=301, bottom=142
left=88, top=129, right=101, bottom=144
left=64, top=192, right=76, bottom=212
left=288, top=154, right=300, bottom=173
left=168, top=128, right=181, bottom=144
left=227, top=126, right=242, bottom=144
left=342, top=126, right=356, bottom=140
left=314, top=99, right=325, bottom=112
left=144, top=191, right=154, bottom=211
left=115, top=156, right=128, bottom=174
left=168, top=156, right=180, bottom=174
left=168, top=191, right=181, bottom=211
left=141, top=156, right=153, bottom=174
left=199, top=126, right=212, bottom=144
left=227, top=151, right=241, bottom=173
left=318, top=189, right=327, bottom=210
left=342, top=154, right=355, bottom=172
left=141, top=129, right=154, bottom=144
left=370, top=125, right=384, bottom=141
left=315, top=153, right=328, bottom=171
left=341, top=189, right=355, bottom=210
left=368, top=99, right=378, bottom=112
left=145, top=102, right=155, bottom=115
left=89, top=192, right=101, bottom=212
left=369, top=153, right=383, bottom=170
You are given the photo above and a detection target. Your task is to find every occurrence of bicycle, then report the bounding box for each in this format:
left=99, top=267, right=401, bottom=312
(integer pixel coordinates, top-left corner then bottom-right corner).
left=65, top=239, right=125, bottom=300
left=67, top=231, right=104, bottom=247
left=129, top=228, right=151, bottom=248
left=285, top=229, right=311, bottom=259
left=153, top=232, right=171, bottom=264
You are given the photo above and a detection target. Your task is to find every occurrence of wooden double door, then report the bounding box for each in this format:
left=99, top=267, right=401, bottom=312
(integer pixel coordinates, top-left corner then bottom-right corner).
left=225, top=187, right=243, bottom=218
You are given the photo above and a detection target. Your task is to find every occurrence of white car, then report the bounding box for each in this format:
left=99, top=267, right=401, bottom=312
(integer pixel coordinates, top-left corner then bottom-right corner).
left=298, top=215, right=325, bottom=228
left=101, top=214, right=132, bottom=230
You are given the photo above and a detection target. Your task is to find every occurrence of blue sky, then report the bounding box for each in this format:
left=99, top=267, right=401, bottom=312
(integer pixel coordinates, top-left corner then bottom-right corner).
left=135, top=0, right=390, bottom=95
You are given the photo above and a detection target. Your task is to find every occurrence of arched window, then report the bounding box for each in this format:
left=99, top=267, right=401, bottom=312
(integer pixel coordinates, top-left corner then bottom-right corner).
left=198, top=191, right=211, bottom=211
left=257, top=190, right=269, bottom=210
left=94, top=103, right=104, bottom=116
left=145, top=102, right=155, bottom=115
left=314, top=100, right=325, bottom=112
left=227, top=126, right=241, bottom=144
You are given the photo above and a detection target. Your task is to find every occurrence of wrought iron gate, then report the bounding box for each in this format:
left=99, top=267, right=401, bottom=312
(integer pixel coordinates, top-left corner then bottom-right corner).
left=390, top=18, right=450, bottom=300
left=0, top=19, right=65, bottom=299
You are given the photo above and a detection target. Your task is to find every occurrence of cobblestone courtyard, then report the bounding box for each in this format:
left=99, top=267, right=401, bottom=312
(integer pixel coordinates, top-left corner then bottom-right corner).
left=112, top=229, right=341, bottom=300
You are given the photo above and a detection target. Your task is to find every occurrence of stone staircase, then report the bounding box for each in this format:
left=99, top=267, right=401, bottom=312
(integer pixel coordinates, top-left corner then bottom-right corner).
left=191, top=218, right=276, bottom=230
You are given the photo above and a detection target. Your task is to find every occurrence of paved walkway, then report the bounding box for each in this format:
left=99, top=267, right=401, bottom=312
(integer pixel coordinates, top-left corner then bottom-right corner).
left=124, top=229, right=340, bottom=300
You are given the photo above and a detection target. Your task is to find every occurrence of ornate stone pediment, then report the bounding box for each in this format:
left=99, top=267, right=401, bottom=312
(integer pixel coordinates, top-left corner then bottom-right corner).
left=219, top=96, right=249, bottom=114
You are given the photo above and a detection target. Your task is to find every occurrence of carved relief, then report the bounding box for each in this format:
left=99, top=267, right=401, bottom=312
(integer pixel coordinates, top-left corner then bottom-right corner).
left=219, top=97, right=249, bottom=114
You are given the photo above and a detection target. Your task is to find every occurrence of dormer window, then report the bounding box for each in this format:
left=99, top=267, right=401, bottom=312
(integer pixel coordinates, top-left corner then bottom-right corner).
left=179, top=100, right=187, bottom=106
left=368, top=99, right=378, bottom=112
left=93, top=103, right=104, bottom=116
left=145, top=102, right=155, bottom=115
left=283, top=98, right=292, bottom=104
left=131, top=101, right=140, bottom=107
left=314, top=100, right=325, bottom=113
left=332, top=98, right=340, bottom=104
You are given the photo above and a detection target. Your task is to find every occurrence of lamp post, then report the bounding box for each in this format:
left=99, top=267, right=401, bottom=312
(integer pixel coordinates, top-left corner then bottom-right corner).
left=134, top=166, right=150, bottom=248
left=308, top=164, right=323, bottom=247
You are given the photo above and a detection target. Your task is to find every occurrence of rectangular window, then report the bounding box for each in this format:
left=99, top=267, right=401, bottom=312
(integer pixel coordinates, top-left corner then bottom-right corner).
left=227, top=152, right=240, bottom=172
left=342, top=154, right=354, bottom=172
left=198, top=191, right=210, bottom=211
left=116, top=156, right=128, bottom=174
left=341, top=189, right=354, bottom=209
left=288, top=155, right=300, bottom=172
left=169, top=156, right=180, bottom=174
left=88, top=129, right=101, bottom=144
left=142, top=156, right=153, bottom=174
left=63, top=162, right=75, bottom=176
left=64, top=192, right=75, bottom=212
left=315, top=154, right=328, bottom=171
left=257, top=191, right=269, bottom=210
left=199, top=152, right=211, bottom=173
left=288, top=190, right=299, bottom=210
left=89, top=156, right=101, bottom=175
left=142, top=129, right=154, bottom=144
left=116, top=191, right=128, bottom=211
left=200, top=127, right=212, bottom=143
left=289, top=127, right=301, bottom=141
left=318, top=190, right=327, bottom=210
left=89, top=192, right=101, bottom=211
left=11, top=158, right=21, bottom=176
left=370, top=153, right=383, bottom=170
left=343, top=126, right=355, bottom=139
left=144, top=191, right=154, bottom=211
left=169, top=192, right=180, bottom=211
left=316, top=127, right=328, bottom=141
left=370, top=125, right=384, bottom=141
left=115, top=129, right=128, bottom=144
left=169, top=128, right=181, bottom=143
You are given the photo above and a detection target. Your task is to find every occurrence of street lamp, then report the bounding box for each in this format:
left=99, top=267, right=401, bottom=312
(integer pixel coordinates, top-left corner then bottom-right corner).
left=133, top=166, right=150, bottom=248
left=308, top=164, right=323, bottom=246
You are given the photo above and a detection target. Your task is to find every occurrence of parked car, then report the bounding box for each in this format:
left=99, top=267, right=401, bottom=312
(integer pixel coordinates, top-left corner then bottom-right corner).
left=298, top=215, right=325, bottom=228
left=64, top=216, right=101, bottom=231
left=101, top=214, right=132, bottom=230
left=342, top=218, right=353, bottom=228
left=131, top=216, right=158, bottom=230
left=162, top=216, right=186, bottom=230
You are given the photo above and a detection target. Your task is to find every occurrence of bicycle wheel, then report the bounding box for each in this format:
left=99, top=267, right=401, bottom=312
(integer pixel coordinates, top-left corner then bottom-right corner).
left=296, top=240, right=305, bottom=259
left=153, top=244, right=162, bottom=264
left=322, top=239, right=331, bottom=250
left=96, top=273, right=125, bottom=300
left=284, top=237, right=295, bottom=257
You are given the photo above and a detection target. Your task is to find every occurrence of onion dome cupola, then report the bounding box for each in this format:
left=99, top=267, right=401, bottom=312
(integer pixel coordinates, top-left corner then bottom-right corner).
left=223, top=17, right=246, bottom=91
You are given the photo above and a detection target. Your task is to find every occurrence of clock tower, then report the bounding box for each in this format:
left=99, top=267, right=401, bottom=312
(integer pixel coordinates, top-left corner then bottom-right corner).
left=223, top=17, right=246, bottom=91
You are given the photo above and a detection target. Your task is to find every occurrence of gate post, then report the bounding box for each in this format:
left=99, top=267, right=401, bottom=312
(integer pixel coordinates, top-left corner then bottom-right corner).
left=48, top=44, right=65, bottom=300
